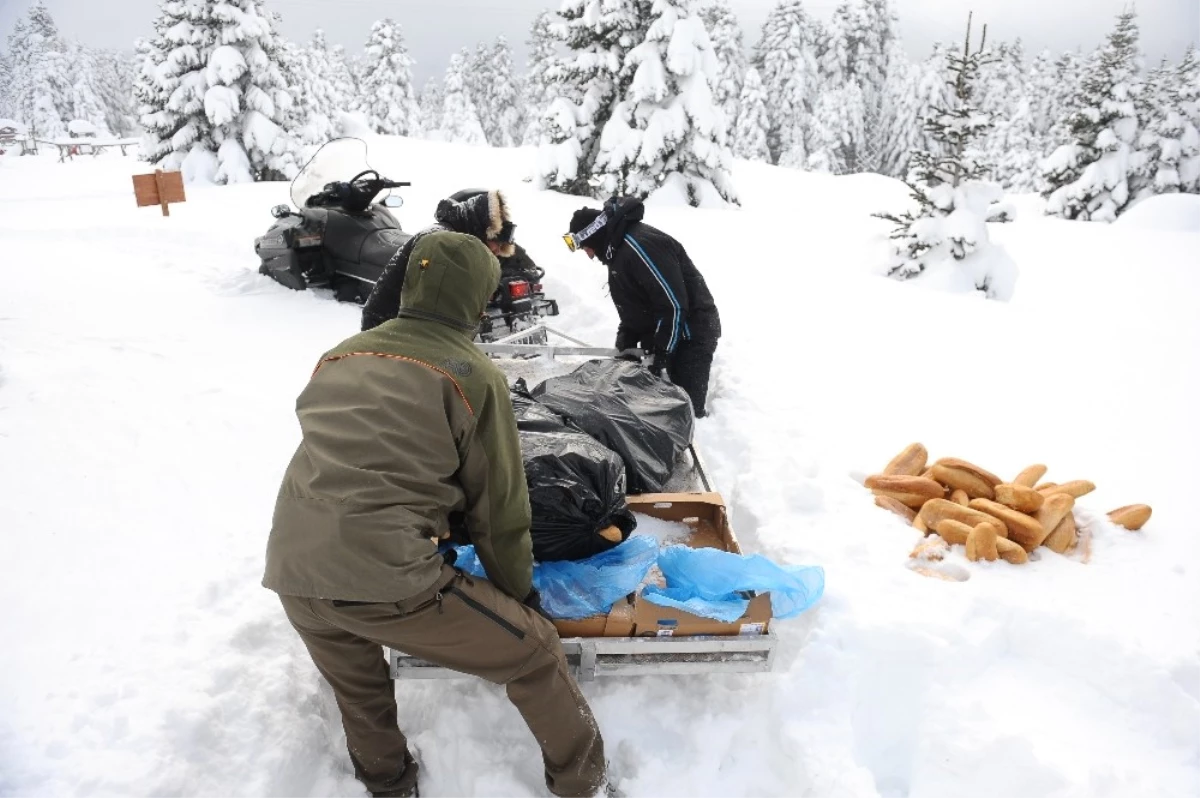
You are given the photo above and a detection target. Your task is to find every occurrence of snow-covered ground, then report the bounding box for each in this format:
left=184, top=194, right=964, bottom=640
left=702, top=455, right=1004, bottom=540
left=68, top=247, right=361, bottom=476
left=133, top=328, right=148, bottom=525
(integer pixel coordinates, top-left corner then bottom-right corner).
left=1, top=140, right=1198, bottom=797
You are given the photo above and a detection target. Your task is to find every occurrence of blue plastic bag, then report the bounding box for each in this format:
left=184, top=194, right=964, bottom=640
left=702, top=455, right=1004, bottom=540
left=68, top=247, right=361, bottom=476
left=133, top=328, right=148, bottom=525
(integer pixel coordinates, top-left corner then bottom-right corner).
left=454, top=535, right=659, bottom=620
left=642, top=546, right=825, bottom=622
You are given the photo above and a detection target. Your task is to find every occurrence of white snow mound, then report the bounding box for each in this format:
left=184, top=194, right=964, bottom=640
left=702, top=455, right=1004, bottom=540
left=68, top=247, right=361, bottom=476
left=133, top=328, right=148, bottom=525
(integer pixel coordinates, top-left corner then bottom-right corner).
left=1115, top=193, right=1200, bottom=232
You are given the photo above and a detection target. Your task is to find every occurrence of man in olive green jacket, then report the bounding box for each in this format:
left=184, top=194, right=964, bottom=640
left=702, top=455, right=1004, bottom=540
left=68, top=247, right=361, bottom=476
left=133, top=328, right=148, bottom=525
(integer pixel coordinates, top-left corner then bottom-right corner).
left=263, top=231, right=606, bottom=798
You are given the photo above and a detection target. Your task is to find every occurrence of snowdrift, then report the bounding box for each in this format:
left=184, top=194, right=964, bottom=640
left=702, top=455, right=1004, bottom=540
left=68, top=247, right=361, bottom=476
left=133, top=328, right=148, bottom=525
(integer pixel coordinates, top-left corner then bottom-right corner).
left=1115, top=192, right=1200, bottom=232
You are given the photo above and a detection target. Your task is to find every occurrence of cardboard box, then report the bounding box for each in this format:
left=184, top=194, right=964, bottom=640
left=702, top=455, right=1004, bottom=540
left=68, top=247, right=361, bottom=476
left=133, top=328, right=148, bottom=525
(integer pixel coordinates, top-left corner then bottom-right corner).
left=553, top=492, right=773, bottom=639
left=552, top=595, right=635, bottom=638
left=625, top=493, right=772, bottom=637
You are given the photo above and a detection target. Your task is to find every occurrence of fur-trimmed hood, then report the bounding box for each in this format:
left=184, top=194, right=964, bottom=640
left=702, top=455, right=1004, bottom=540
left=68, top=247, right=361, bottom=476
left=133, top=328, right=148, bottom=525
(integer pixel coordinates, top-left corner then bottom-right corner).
left=433, top=189, right=516, bottom=258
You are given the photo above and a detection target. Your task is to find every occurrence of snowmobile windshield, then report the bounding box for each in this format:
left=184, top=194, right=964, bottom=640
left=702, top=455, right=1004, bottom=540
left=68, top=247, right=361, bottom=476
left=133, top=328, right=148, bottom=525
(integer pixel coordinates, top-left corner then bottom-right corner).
left=289, top=138, right=391, bottom=209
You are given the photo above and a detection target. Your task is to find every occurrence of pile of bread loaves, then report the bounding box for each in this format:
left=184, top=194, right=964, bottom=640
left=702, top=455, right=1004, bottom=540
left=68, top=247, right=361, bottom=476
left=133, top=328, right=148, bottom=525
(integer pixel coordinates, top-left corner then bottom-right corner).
left=866, top=443, right=1152, bottom=565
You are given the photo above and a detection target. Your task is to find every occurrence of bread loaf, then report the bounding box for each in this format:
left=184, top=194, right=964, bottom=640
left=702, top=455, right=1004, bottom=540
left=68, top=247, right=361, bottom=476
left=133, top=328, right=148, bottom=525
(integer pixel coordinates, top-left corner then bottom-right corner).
left=599, top=525, right=624, bottom=543
left=931, top=464, right=995, bottom=500
left=934, top=519, right=974, bottom=546
left=865, top=475, right=945, bottom=508
left=933, top=457, right=1002, bottom=488
left=1039, top=480, right=1096, bottom=499
left=1108, top=504, right=1152, bottom=531
left=883, top=443, right=928, bottom=477
left=875, top=494, right=918, bottom=522
left=1043, top=513, right=1078, bottom=554
left=1033, top=494, right=1075, bottom=551
left=920, top=499, right=1011, bottom=538
left=1013, top=465, right=1048, bottom=488
left=994, top=483, right=1045, bottom=513
left=996, top=537, right=1029, bottom=564
left=969, top=498, right=1045, bottom=550
left=966, top=523, right=1000, bottom=562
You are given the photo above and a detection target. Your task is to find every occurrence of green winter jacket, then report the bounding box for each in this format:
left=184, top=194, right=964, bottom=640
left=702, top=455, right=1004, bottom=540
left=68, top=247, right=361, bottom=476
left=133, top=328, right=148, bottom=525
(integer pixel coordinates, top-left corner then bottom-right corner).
left=262, top=231, right=533, bottom=602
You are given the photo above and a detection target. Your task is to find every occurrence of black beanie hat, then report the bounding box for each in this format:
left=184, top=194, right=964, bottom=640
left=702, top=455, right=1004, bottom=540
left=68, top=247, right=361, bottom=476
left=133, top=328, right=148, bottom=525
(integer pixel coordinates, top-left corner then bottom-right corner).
left=569, top=207, right=607, bottom=249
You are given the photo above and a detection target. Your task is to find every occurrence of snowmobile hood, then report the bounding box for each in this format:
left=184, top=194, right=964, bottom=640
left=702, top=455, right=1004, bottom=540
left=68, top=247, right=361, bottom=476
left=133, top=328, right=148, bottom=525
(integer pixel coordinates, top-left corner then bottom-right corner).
left=398, top=231, right=500, bottom=334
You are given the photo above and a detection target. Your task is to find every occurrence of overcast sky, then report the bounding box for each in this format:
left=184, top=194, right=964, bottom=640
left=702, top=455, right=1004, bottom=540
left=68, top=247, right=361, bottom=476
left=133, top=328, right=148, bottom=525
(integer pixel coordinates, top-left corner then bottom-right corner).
left=1, top=0, right=1196, bottom=85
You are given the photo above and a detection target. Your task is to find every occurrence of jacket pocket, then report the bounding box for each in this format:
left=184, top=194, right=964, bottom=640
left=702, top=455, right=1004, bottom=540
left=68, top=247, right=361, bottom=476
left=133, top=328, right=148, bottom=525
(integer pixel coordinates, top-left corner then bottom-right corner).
left=442, top=584, right=526, bottom=640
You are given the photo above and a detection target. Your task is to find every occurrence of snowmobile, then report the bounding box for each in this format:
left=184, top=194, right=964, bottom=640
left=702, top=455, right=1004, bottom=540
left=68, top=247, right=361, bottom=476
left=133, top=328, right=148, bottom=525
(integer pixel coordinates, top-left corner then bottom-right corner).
left=255, top=138, right=558, bottom=343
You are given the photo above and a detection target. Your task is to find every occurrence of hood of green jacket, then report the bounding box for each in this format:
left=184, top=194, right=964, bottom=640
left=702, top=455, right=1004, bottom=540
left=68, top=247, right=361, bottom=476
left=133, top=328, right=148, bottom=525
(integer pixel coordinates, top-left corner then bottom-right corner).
left=398, top=231, right=500, bottom=334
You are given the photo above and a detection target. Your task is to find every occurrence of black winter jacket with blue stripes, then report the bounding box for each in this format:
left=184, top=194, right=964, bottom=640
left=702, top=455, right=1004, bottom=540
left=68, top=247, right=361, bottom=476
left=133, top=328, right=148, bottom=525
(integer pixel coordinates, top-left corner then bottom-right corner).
left=603, top=221, right=721, bottom=357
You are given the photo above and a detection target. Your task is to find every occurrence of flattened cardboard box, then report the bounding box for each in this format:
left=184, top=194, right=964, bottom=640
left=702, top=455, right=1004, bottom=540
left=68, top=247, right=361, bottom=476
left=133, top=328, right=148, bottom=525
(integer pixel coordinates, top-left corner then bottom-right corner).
left=627, top=493, right=772, bottom=637
left=553, top=492, right=772, bottom=639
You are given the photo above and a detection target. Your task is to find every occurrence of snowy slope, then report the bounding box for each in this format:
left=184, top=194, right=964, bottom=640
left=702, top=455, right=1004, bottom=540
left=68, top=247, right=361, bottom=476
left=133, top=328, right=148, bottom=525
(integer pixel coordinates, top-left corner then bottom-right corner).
left=1, top=140, right=1198, bottom=798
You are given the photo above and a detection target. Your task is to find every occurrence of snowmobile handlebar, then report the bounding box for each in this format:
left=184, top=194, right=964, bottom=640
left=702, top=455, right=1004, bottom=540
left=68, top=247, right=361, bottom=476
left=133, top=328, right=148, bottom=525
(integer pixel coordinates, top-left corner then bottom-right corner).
left=306, top=170, right=411, bottom=212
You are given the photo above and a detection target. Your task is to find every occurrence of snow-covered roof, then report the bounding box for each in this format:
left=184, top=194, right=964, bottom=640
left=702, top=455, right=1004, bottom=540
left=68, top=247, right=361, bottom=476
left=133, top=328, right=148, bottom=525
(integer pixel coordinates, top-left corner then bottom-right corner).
left=67, top=120, right=100, bottom=136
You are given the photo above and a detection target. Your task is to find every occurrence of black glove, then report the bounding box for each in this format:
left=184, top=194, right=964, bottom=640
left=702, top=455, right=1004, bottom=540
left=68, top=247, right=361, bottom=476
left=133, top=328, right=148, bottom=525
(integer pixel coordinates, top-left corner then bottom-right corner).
left=615, top=348, right=643, bottom=363
left=646, top=353, right=665, bottom=377
left=524, top=588, right=553, bottom=621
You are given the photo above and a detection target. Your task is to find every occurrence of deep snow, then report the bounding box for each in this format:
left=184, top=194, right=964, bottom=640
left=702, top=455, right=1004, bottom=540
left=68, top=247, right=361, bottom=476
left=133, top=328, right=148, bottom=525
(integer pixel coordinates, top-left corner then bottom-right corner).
left=1, top=138, right=1198, bottom=797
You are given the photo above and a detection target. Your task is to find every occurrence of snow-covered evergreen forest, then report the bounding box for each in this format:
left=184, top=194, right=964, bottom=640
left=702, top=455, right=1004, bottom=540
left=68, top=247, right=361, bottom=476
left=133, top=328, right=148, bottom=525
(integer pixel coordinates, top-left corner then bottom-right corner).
left=2, top=0, right=1196, bottom=213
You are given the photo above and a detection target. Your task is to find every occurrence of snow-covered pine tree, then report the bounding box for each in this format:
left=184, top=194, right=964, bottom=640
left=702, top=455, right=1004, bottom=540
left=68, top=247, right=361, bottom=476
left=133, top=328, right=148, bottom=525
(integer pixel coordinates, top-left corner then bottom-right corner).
left=418, top=77, right=445, bottom=138
left=65, top=42, right=111, bottom=135
left=92, top=48, right=139, bottom=137
left=875, top=13, right=1017, bottom=300
left=752, top=0, right=820, bottom=167
left=298, top=30, right=345, bottom=144
left=1042, top=10, right=1144, bottom=221
left=6, top=1, right=72, bottom=138
left=0, top=51, right=14, bottom=119
left=877, top=43, right=922, bottom=177
left=487, top=37, right=523, bottom=146
left=440, top=49, right=487, bottom=144
left=138, top=0, right=299, bottom=184
left=976, top=40, right=1040, bottom=190
left=328, top=43, right=357, bottom=111
left=536, top=0, right=650, bottom=195
left=700, top=0, right=744, bottom=143
left=912, top=42, right=955, bottom=161
left=853, top=0, right=898, bottom=172
left=732, top=66, right=770, bottom=161
left=807, top=1, right=854, bottom=171
left=356, top=19, right=420, bottom=136
left=465, top=42, right=499, bottom=143
left=1176, top=48, right=1200, bottom=193
left=594, top=0, right=738, bottom=206
left=521, top=11, right=559, bottom=146
left=1134, top=59, right=1174, bottom=197
left=1137, top=49, right=1200, bottom=196
left=1045, top=49, right=1084, bottom=148
left=1026, top=49, right=1058, bottom=147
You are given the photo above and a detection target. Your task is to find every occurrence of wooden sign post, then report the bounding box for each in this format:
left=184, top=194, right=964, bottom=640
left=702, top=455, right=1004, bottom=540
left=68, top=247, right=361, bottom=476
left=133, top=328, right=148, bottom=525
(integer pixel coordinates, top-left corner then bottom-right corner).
left=132, top=169, right=186, bottom=217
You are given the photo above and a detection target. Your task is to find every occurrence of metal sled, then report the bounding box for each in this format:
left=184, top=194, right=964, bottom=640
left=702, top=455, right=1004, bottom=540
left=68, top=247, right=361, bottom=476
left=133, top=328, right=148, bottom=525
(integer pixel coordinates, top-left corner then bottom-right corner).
left=387, top=334, right=779, bottom=680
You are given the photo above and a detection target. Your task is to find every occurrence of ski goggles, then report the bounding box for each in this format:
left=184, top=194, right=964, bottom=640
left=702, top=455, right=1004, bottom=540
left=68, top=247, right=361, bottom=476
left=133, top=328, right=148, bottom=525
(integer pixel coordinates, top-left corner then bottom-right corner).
left=562, top=211, right=608, bottom=252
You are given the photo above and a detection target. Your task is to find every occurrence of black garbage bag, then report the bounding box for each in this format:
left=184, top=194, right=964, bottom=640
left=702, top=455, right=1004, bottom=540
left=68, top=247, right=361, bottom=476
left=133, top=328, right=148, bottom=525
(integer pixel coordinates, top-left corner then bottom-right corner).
left=511, top=382, right=637, bottom=562
left=529, top=360, right=695, bottom=494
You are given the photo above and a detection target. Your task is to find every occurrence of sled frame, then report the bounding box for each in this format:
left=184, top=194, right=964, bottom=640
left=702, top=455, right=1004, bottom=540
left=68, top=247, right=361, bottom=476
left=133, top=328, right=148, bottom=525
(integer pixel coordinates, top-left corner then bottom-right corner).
left=389, top=630, right=778, bottom=681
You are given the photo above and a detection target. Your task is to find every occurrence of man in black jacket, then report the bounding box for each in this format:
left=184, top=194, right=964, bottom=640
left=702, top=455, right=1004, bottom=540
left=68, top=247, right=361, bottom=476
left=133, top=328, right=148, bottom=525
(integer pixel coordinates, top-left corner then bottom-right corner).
left=361, top=188, right=520, bottom=331
left=565, top=197, right=721, bottom=418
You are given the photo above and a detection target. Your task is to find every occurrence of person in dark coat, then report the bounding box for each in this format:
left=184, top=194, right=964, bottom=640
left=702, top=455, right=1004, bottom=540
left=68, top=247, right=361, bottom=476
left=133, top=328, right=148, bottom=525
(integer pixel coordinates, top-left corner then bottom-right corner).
left=564, top=197, right=721, bottom=418
left=361, top=188, right=519, bottom=331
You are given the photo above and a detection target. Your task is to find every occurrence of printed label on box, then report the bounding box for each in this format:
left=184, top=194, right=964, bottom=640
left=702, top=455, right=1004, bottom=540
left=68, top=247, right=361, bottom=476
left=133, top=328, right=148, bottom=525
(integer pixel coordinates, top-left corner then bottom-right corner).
left=656, top=628, right=675, bottom=637
left=739, top=622, right=765, bottom=636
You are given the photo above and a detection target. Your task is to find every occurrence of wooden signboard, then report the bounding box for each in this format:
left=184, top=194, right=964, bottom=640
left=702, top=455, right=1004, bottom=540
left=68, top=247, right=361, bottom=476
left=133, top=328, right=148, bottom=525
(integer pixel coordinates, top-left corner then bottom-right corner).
left=132, top=169, right=186, bottom=216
